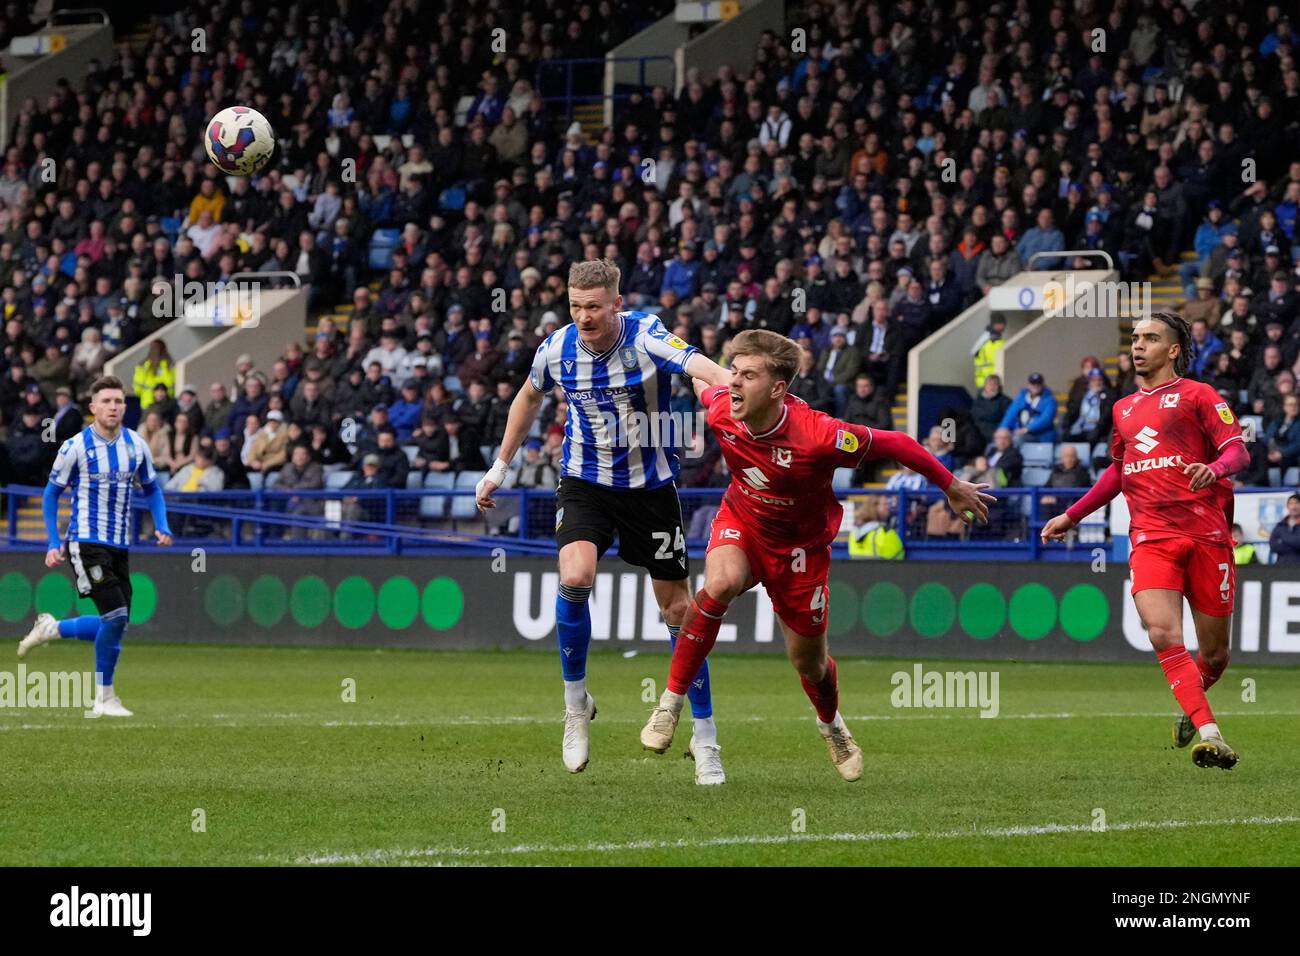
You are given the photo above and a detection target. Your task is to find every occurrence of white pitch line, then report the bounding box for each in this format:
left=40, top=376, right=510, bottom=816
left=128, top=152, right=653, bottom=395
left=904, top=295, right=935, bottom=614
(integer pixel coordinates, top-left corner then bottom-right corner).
left=292, top=814, right=1300, bottom=866
left=1, top=709, right=1298, bottom=731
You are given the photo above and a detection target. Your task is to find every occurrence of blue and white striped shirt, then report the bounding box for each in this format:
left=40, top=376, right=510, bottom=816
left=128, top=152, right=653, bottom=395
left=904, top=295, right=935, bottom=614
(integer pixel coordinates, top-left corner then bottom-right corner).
left=48, top=426, right=160, bottom=549
left=529, top=311, right=698, bottom=490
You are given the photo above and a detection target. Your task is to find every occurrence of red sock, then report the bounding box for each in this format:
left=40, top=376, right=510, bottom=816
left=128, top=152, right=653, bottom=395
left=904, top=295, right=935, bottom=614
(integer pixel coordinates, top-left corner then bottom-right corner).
left=1156, top=644, right=1215, bottom=728
left=800, top=655, right=839, bottom=723
left=1195, top=652, right=1226, bottom=691
left=667, top=591, right=728, bottom=695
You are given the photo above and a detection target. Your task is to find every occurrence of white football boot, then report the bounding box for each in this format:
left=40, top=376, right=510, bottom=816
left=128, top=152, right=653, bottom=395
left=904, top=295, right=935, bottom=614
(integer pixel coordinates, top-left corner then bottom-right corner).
left=819, top=718, right=864, bottom=782
left=89, top=693, right=134, bottom=718
left=686, top=735, right=726, bottom=786
left=640, top=689, right=684, bottom=752
left=17, top=613, right=59, bottom=658
left=562, top=693, right=596, bottom=772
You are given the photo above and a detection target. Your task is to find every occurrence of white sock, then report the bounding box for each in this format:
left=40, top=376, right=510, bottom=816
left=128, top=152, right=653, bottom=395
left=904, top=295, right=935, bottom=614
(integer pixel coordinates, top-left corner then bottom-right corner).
left=1199, top=721, right=1221, bottom=741
left=692, top=715, right=717, bottom=745
left=97, top=684, right=113, bottom=703
left=817, top=710, right=845, bottom=732
left=563, top=679, right=588, bottom=712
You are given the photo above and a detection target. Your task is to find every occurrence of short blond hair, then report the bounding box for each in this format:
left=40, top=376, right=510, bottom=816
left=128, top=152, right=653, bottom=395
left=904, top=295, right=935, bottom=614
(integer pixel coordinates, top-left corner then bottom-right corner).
left=729, top=329, right=801, bottom=385
left=569, top=258, right=621, bottom=294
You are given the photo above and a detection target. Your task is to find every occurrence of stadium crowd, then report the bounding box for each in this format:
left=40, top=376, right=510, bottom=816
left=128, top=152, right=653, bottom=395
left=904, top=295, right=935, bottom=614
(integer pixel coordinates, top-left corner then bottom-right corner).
left=2, top=0, right=1300, bottom=547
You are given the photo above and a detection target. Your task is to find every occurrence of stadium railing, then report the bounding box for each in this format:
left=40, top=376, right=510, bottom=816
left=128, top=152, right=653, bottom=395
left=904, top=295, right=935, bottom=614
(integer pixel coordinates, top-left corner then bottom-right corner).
left=6, top=483, right=1270, bottom=561
left=535, top=55, right=674, bottom=126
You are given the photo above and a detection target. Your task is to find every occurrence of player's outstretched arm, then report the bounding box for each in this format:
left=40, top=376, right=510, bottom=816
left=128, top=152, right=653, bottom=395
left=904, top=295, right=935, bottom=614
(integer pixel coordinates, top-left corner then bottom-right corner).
left=1041, top=462, right=1121, bottom=542
left=867, top=428, right=996, bottom=524
left=684, top=352, right=731, bottom=389
left=42, top=481, right=65, bottom=566
left=477, top=383, right=545, bottom=510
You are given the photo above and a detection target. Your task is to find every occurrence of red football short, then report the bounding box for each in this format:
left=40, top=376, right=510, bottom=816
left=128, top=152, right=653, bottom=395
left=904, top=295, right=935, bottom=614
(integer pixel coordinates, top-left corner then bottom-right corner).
left=706, top=499, right=831, bottom=637
left=1129, top=535, right=1236, bottom=616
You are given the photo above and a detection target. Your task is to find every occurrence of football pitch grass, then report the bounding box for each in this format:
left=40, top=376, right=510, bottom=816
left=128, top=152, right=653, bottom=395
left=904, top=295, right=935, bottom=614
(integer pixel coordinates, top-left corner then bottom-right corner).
left=2, top=642, right=1298, bottom=866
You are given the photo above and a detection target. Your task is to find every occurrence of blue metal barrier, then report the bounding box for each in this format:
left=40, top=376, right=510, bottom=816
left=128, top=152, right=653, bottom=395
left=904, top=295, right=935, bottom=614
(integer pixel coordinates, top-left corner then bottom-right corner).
left=0, top=483, right=1273, bottom=560
left=534, top=55, right=674, bottom=126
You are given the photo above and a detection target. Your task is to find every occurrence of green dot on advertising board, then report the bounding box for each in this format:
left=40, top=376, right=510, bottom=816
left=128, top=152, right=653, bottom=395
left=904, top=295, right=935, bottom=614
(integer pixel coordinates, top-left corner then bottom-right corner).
left=378, top=576, right=420, bottom=630
left=422, top=577, right=463, bottom=630
left=1060, top=583, right=1108, bottom=641
left=862, top=582, right=907, bottom=637
left=35, top=574, right=76, bottom=618
left=334, top=576, right=376, bottom=629
left=204, top=574, right=245, bottom=627
left=129, top=573, right=157, bottom=625
left=1009, top=583, right=1057, bottom=640
left=290, top=576, right=332, bottom=628
left=247, top=575, right=289, bottom=628
left=958, top=583, right=1006, bottom=640
left=911, top=582, right=956, bottom=638
left=0, top=572, right=32, bottom=622
left=827, top=580, right=857, bottom=637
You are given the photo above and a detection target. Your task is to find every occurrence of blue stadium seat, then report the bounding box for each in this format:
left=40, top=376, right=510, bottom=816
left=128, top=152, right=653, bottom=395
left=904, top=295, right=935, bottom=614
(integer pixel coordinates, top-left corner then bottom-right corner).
left=438, top=186, right=466, bottom=211
left=405, top=471, right=423, bottom=489
left=479, top=445, right=493, bottom=464
left=1286, top=467, right=1300, bottom=487
left=450, top=471, right=481, bottom=520
left=1022, top=466, right=1052, bottom=486
left=248, top=472, right=265, bottom=490
left=832, top=467, right=855, bottom=491
left=442, top=375, right=462, bottom=393
left=402, top=445, right=418, bottom=464
left=367, top=227, right=400, bottom=270
left=1021, top=442, right=1054, bottom=466
left=325, top=470, right=355, bottom=490
left=265, top=471, right=281, bottom=490
left=420, top=471, right=454, bottom=519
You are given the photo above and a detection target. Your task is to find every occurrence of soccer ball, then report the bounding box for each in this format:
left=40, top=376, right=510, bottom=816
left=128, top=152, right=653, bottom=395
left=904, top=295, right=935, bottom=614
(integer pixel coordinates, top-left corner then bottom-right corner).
left=203, top=106, right=276, bottom=176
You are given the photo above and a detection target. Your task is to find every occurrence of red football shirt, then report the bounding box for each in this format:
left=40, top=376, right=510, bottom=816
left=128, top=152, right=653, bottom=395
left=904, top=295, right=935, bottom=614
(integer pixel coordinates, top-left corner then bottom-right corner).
left=702, top=384, right=874, bottom=548
left=1110, top=376, right=1243, bottom=546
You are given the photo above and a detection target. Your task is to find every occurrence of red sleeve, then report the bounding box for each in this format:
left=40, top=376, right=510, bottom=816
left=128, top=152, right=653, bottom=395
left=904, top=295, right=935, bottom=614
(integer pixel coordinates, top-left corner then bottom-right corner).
left=1110, top=415, right=1125, bottom=463
left=861, top=428, right=955, bottom=491
left=1065, top=461, right=1122, bottom=523
left=1209, top=438, right=1249, bottom=479
left=700, top=384, right=728, bottom=408
left=1198, top=383, right=1245, bottom=453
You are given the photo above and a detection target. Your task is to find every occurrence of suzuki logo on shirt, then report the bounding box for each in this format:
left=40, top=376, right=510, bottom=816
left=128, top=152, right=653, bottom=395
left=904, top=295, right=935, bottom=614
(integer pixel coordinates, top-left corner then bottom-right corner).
left=1133, top=426, right=1160, bottom=454
left=741, top=466, right=770, bottom=490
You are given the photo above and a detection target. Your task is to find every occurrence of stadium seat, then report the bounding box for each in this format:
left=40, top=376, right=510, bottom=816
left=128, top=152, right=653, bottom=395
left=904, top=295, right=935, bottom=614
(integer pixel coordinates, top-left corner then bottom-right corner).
left=265, top=471, right=281, bottom=490
left=248, top=472, right=265, bottom=491
left=442, top=375, right=462, bottom=393
left=325, top=470, right=355, bottom=490
left=402, top=445, right=418, bottom=464
left=405, top=472, right=423, bottom=489
left=832, top=467, right=855, bottom=491
left=1021, top=442, right=1054, bottom=467
left=1091, top=441, right=1110, bottom=463
left=1286, top=467, right=1300, bottom=487
left=450, top=471, right=481, bottom=520
left=420, top=471, right=455, bottom=519
left=1268, top=467, right=1281, bottom=487
left=479, top=445, right=493, bottom=463
left=1022, top=466, right=1052, bottom=486
left=438, top=186, right=466, bottom=211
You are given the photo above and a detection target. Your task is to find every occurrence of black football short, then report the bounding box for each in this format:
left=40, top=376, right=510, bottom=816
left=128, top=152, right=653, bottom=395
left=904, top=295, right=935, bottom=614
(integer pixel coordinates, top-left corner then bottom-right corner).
left=65, top=540, right=133, bottom=614
left=554, top=476, right=690, bottom=580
